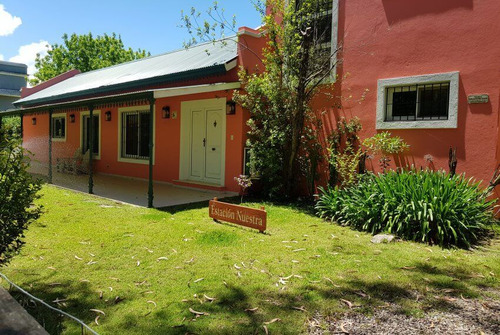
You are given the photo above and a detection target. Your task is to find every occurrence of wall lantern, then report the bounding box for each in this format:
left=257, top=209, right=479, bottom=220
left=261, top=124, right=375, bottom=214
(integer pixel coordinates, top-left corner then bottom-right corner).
left=32, top=117, right=36, bottom=125
left=69, top=114, right=75, bottom=123
left=105, top=111, right=112, bottom=121
left=226, top=100, right=236, bottom=115
left=162, top=106, right=170, bottom=119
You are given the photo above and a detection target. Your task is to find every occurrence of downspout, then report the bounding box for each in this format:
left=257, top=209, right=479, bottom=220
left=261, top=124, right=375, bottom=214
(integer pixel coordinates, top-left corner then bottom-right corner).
left=148, top=95, right=155, bottom=208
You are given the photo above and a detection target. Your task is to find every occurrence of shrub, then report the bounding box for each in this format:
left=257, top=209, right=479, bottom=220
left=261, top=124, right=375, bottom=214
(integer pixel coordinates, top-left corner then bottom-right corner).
left=363, top=131, right=409, bottom=171
left=0, top=126, right=42, bottom=265
left=316, top=170, right=497, bottom=248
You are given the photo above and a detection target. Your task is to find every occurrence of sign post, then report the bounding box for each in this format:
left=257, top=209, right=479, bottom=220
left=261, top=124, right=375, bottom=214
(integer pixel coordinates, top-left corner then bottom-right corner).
left=209, top=198, right=267, bottom=233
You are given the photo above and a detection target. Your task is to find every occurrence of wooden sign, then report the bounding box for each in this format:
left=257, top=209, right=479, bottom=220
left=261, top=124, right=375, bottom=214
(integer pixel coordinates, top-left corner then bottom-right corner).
left=209, top=198, right=267, bottom=233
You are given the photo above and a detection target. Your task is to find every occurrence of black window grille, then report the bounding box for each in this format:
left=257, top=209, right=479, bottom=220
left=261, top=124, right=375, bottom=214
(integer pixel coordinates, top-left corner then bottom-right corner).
left=296, top=0, right=334, bottom=47
left=82, top=115, right=99, bottom=155
left=385, top=82, right=450, bottom=121
left=121, top=111, right=150, bottom=160
left=51, top=116, right=65, bottom=139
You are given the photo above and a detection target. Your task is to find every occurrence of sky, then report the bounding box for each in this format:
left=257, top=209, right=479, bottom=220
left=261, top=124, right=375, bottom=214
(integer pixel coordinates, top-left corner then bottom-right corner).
left=0, top=0, right=262, bottom=78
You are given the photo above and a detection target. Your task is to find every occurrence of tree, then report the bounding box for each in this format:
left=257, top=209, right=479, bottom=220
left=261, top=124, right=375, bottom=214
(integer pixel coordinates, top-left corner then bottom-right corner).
left=0, top=124, right=42, bottom=266
left=182, top=0, right=340, bottom=197
left=31, top=33, right=150, bottom=86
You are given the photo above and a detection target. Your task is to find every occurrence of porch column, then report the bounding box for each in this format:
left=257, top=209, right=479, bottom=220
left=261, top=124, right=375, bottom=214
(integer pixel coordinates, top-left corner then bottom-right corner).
left=48, top=109, right=53, bottom=184
left=88, top=106, right=94, bottom=194
left=148, top=96, right=155, bottom=208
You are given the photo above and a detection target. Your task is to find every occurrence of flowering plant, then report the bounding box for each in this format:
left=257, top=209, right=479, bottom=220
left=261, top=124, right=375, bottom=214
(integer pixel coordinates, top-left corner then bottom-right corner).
left=234, top=175, right=252, bottom=203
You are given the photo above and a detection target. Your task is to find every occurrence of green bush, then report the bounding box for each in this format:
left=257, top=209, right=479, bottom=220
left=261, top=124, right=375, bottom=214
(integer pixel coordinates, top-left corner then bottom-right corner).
left=0, top=126, right=42, bottom=265
left=316, top=170, right=497, bottom=248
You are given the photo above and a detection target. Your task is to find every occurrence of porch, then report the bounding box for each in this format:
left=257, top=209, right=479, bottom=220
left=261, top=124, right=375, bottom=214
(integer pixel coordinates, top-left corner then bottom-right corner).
left=29, top=162, right=236, bottom=208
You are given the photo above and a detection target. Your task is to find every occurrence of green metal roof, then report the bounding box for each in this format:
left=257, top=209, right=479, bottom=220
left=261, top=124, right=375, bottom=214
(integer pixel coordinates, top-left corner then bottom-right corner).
left=15, top=37, right=238, bottom=108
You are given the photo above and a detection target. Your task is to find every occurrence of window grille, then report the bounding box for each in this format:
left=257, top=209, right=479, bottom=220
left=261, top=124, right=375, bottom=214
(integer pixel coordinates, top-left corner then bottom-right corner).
left=121, top=111, right=150, bottom=160
left=385, top=82, right=450, bottom=121
left=51, top=116, right=65, bottom=139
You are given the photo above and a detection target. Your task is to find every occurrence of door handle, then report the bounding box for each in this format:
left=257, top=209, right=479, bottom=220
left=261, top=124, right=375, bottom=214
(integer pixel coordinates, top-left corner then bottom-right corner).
left=212, top=148, right=216, bottom=151
left=203, top=138, right=206, bottom=147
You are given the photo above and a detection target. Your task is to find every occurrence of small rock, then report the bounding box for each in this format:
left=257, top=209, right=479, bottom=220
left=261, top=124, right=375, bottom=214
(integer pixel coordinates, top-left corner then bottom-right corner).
left=371, top=234, right=395, bottom=244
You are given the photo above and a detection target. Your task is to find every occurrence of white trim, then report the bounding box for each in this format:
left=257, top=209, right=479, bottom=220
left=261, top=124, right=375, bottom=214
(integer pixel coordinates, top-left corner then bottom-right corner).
left=376, top=71, right=460, bottom=130
left=51, top=112, right=67, bottom=142
left=80, top=110, right=102, bottom=160
left=237, top=29, right=262, bottom=38
left=331, top=0, right=339, bottom=82
left=117, top=105, right=156, bottom=165
left=224, top=59, right=238, bottom=72
left=180, top=98, right=226, bottom=187
left=154, top=82, right=241, bottom=99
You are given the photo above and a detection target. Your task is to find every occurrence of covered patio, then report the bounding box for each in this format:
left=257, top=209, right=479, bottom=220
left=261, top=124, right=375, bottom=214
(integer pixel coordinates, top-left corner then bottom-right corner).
left=29, top=162, right=236, bottom=207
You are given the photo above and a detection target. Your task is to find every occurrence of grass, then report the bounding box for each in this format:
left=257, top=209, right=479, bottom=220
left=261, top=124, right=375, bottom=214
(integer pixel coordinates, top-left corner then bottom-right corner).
left=1, top=185, right=500, bottom=334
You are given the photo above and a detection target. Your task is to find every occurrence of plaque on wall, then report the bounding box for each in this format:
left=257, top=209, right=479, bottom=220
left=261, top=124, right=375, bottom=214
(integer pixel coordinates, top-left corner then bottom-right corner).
left=467, top=94, right=489, bottom=104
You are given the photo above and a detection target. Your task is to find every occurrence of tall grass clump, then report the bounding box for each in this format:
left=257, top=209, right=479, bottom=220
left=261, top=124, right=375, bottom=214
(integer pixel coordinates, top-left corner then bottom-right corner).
left=316, top=170, right=497, bottom=248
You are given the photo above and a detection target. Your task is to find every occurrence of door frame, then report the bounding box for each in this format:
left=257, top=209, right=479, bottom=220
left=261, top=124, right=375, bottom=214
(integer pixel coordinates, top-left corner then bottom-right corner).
left=180, top=98, right=226, bottom=186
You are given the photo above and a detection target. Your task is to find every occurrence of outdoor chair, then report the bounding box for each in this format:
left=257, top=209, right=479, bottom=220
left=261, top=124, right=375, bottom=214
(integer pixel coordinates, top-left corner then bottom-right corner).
left=56, top=148, right=91, bottom=175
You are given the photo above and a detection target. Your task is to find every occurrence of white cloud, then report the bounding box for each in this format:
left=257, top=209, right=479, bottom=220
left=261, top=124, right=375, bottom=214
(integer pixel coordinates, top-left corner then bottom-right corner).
left=9, top=40, right=50, bottom=79
left=0, top=54, right=4, bottom=61
left=0, top=4, right=22, bottom=36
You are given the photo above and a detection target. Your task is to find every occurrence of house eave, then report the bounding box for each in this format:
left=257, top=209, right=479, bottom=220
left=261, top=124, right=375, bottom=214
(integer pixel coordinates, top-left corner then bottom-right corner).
left=14, top=63, right=232, bottom=108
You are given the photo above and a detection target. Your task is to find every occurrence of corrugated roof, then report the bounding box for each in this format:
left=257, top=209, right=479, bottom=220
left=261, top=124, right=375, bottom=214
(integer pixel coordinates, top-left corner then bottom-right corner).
left=15, top=37, right=238, bottom=107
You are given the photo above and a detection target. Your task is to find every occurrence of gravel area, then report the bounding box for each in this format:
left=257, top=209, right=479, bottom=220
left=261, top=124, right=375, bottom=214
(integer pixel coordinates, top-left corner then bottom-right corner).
left=308, top=293, right=500, bottom=335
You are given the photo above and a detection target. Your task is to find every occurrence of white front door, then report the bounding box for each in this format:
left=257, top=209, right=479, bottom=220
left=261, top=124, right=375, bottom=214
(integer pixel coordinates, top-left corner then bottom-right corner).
left=182, top=99, right=225, bottom=185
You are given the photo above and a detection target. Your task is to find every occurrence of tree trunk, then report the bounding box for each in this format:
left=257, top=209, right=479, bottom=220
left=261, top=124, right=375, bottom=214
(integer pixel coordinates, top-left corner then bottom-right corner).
left=284, top=35, right=312, bottom=196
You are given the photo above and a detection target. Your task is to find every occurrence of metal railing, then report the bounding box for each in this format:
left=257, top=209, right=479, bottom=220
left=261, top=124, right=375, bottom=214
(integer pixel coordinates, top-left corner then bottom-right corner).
left=0, top=272, right=99, bottom=335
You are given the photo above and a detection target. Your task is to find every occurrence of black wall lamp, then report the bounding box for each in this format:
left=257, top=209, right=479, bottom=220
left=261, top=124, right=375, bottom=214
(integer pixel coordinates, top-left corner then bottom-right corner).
left=69, top=114, right=75, bottom=123
left=162, top=106, right=170, bottom=119
left=105, top=111, right=112, bottom=121
left=32, top=117, right=36, bottom=125
left=226, top=100, right=236, bottom=115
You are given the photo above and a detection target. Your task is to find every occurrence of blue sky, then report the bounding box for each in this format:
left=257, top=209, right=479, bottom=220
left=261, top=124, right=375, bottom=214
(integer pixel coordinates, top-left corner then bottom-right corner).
left=0, top=1, right=262, bottom=77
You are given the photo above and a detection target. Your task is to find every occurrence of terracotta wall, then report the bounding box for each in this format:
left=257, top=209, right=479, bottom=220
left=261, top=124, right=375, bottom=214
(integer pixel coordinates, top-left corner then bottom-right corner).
left=22, top=90, right=245, bottom=193
left=316, top=0, right=500, bottom=184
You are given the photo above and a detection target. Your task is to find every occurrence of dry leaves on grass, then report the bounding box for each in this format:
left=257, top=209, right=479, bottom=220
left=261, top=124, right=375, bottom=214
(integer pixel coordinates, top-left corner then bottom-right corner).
left=189, top=307, right=209, bottom=316
left=245, top=307, right=259, bottom=312
left=203, top=294, right=216, bottom=302
left=264, top=318, right=281, bottom=325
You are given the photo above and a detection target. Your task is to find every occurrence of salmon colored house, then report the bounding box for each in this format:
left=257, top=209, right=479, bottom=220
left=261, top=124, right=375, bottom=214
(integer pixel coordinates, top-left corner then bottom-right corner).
left=4, top=0, right=500, bottom=206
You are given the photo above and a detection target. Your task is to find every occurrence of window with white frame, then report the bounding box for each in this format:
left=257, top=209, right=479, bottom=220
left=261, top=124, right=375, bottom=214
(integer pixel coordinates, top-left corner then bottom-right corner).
left=376, top=72, right=459, bottom=129
left=121, top=110, right=150, bottom=160
left=51, top=115, right=66, bottom=139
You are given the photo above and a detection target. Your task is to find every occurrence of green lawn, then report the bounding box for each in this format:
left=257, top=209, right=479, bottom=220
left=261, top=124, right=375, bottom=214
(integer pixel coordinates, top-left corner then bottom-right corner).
left=1, top=185, right=499, bottom=334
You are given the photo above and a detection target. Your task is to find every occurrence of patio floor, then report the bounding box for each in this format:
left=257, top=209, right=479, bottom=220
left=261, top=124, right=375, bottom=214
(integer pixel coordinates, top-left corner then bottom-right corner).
left=30, top=165, right=237, bottom=208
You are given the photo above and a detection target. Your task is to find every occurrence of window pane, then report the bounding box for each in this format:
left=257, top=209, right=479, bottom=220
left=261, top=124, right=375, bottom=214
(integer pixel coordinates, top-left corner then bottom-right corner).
left=52, top=117, right=65, bottom=138
left=139, top=112, right=150, bottom=158
left=419, top=84, right=449, bottom=118
left=392, top=91, right=417, bottom=118
left=83, top=115, right=99, bottom=155
left=125, top=114, right=138, bottom=157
